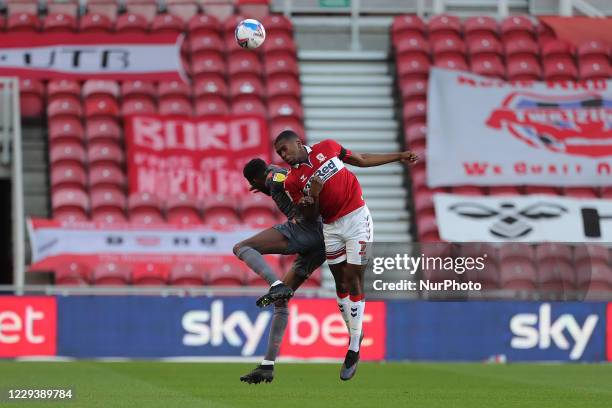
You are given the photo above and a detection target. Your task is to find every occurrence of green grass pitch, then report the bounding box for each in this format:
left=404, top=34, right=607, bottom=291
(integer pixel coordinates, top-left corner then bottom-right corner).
left=1, top=362, right=611, bottom=408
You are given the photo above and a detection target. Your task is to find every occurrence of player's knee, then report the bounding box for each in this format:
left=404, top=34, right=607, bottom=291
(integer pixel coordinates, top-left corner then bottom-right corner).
left=233, top=242, right=246, bottom=257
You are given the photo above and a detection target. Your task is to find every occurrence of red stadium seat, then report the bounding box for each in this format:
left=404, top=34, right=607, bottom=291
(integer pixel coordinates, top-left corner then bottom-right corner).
left=524, top=185, right=559, bottom=195
left=151, top=13, right=184, bottom=34
left=541, top=39, right=574, bottom=60
left=50, top=142, right=86, bottom=167
left=579, top=60, right=610, bottom=81
left=538, top=259, right=576, bottom=293
left=576, top=260, right=612, bottom=293
left=7, top=13, right=40, bottom=32
left=537, top=23, right=555, bottom=45
left=397, top=54, right=430, bottom=81
left=194, top=76, right=228, bottom=99
left=85, top=118, right=122, bottom=144
left=79, top=13, right=113, bottom=33
left=194, top=96, right=230, bottom=116
left=471, top=56, right=505, bottom=79
left=263, top=32, right=297, bottom=57
left=414, top=190, right=435, bottom=218
left=158, top=79, right=192, bottom=100
left=464, top=263, right=500, bottom=290
left=55, top=262, right=89, bottom=285
left=167, top=193, right=202, bottom=225
left=402, top=100, right=427, bottom=124
left=91, top=262, right=131, bottom=285
left=451, top=186, right=487, bottom=196
left=268, top=96, right=303, bottom=120
left=391, top=14, right=426, bottom=42
left=404, top=123, right=426, bottom=146
left=6, top=0, right=38, bottom=16
left=169, top=263, right=206, bottom=286
left=228, top=53, right=264, bottom=76
left=159, top=98, right=193, bottom=117
left=262, top=14, right=292, bottom=37
left=231, top=98, right=267, bottom=116
left=51, top=163, right=87, bottom=190
left=467, top=37, right=503, bottom=59
left=132, top=263, right=168, bottom=286
left=499, top=243, right=534, bottom=263
left=266, top=75, right=300, bottom=99
left=563, top=187, right=599, bottom=199
left=237, top=0, right=269, bottom=21
left=202, top=0, right=235, bottom=22
left=52, top=188, right=89, bottom=221
left=192, top=53, right=226, bottom=78
left=43, top=13, right=77, bottom=32
left=47, top=79, right=81, bottom=105
left=189, top=32, right=224, bottom=57
left=89, top=164, right=126, bottom=191
left=88, top=141, right=124, bottom=167
left=399, top=78, right=427, bottom=103
left=577, top=40, right=610, bottom=65
left=187, top=13, right=221, bottom=36
left=244, top=212, right=277, bottom=229
left=48, top=98, right=83, bottom=121
left=416, top=214, right=440, bottom=242
left=125, top=0, right=158, bottom=23
left=208, top=261, right=246, bottom=286
left=575, top=245, right=610, bottom=266
left=264, top=54, right=299, bottom=78
left=49, top=118, right=84, bottom=145
left=116, top=13, right=149, bottom=33
left=85, top=97, right=120, bottom=121
left=269, top=116, right=304, bottom=141
left=83, top=80, right=120, bottom=100
left=203, top=194, right=239, bottom=218
left=535, top=243, right=573, bottom=265
left=395, top=36, right=429, bottom=57
left=47, top=0, right=79, bottom=16
left=229, top=75, right=265, bottom=100
left=90, top=187, right=127, bottom=220
left=87, top=0, right=119, bottom=20
left=434, top=55, right=468, bottom=71
left=431, top=36, right=466, bottom=59
left=463, top=16, right=498, bottom=42
left=121, top=99, right=157, bottom=116
left=543, top=60, right=578, bottom=81
left=121, top=80, right=156, bottom=103
left=500, top=15, right=535, bottom=43
left=504, top=38, right=539, bottom=59
left=488, top=186, right=522, bottom=196
left=166, top=0, right=199, bottom=23
left=0, top=15, right=4, bottom=31
left=19, top=79, right=44, bottom=117
left=129, top=192, right=165, bottom=224
left=499, top=260, right=538, bottom=291
left=428, top=14, right=462, bottom=43
left=507, top=57, right=542, bottom=80
left=241, top=193, right=276, bottom=217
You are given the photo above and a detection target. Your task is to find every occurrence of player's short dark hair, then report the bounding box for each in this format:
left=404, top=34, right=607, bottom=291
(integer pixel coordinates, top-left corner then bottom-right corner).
left=243, top=158, right=268, bottom=181
left=274, top=130, right=299, bottom=145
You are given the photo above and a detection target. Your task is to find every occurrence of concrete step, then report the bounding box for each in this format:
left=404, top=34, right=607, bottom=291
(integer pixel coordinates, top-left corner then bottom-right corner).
left=339, top=141, right=400, bottom=152
left=370, top=210, right=412, bottom=223
left=303, top=96, right=394, bottom=108
left=25, top=194, right=49, bottom=218
left=305, top=107, right=395, bottom=120
left=303, top=85, right=392, bottom=97
left=300, top=63, right=389, bottom=76
left=301, top=75, right=393, bottom=86
left=363, top=187, right=407, bottom=198
left=306, top=119, right=398, bottom=131
left=372, top=233, right=412, bottom=243
left=308, top=130, right=398, bottom=142
left=351, top=163, right=405, bottom=175
left=366, top=198, right=407, bottom=211
left=298, top=50, right=389, bottom=61
left=374, top=221, right=411, bottom=234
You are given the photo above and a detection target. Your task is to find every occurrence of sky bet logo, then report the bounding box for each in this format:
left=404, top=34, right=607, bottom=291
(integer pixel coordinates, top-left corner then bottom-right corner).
left=303, top=157, right=344, bottom=194
left=510, top=303, right=598, bottom=360
left=182, top=300, right=271, bottom=356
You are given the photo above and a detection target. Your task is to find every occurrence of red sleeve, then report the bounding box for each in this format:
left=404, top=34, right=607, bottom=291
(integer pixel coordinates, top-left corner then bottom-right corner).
left=284, top=173, right=302, bottom=204
left=322, top=139, right=352, bottom=162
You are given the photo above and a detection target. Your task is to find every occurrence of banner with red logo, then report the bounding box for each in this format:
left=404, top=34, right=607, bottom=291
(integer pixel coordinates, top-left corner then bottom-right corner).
left=125, top=115, right=271, bottom=201
left=27, top=218, right=261, bottom=272
left=0, top=297, right=57, bottom=357
left=427, top=68, right=612, bottom=187
left=0, top=32, right=185, bottom=81
left=279, top=299, right=386, bottom=361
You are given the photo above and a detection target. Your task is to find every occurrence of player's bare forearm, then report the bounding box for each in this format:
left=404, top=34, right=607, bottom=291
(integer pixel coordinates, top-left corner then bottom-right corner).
left=345, top=151, right=418, bottom=167
left=298, top=195, right=319, bottom=223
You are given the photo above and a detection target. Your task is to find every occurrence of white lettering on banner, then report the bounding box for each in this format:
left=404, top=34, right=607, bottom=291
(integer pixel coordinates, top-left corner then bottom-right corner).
left=434, top=193, right=612, bottom=242
left=303, top=157, right=344, bottom=194
left=427, top=68, right=612, bottom=187
left=510, top=304, right=598, bottom=360
left=0, top=306, right=45, bottom=345
left=288, top=304, right=374, bottom=348
left=182, top=301, right=271, bottom=356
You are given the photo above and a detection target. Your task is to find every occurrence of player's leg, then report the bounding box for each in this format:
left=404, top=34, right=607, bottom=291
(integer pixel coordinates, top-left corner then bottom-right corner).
left=323, top=224, right=353, bottom=334
left=328, top=262, right=350, bottom=334
left=338, top=206, right=374, bottom=381
left=233, top=226, right=290, bottom=288
left=240, top=259, right=313, bottom=384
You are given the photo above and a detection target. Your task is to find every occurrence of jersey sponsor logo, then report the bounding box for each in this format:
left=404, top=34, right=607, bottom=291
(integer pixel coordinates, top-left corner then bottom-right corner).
left=302, top=157, right=344, bottom=194
left=316, top=153, right=327, bottom=162
left=272, top=172, right=286, bottom=183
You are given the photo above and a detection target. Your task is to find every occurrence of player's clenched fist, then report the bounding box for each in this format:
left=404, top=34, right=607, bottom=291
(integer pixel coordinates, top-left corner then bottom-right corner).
left=309, top=176, right=324, bottom=197
left=400, top=151, right=419, bottom=165
left=298, top=196, right=315, bottom=207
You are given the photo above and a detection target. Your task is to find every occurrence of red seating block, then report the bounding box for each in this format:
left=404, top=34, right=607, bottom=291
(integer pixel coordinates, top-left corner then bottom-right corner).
left=91, top=262, right=131, bottom=285
left=52, top=188, right=89, bottom=221
left=19, top=79, right=44, bottom=117
left=116, top=13, right=149, bottom=34
left=43, top=13, right=77, bottom=32
left=169, top=263, right=206, bottom=286
left=79, top=13, right=113, bottom=33
left=132, top=263, right=168, bottom=286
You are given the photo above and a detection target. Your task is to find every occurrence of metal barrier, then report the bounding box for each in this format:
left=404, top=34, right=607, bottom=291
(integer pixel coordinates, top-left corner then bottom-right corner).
left=0, top=77, right=26, bottom=296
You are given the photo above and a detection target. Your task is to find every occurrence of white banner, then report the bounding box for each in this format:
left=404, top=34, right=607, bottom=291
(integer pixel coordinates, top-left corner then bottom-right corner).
left=427, top=68, right=612, bottom=187
left=434, top=193, right=612, bottom=242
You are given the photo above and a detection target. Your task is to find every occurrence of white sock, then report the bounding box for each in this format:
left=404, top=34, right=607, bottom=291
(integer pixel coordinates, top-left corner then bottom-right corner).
left=261, top=359, right=274, bottom=366
left=271, top=280, right=283, bottom=287
left=348, top=298, right=365, bottom=353
left=336, top=294, right=350, bottom=333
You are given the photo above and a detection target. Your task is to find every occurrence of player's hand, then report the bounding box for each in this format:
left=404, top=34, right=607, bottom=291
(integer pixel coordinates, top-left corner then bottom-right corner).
left=309, top=176, right=324, bottom=197
left=249, top=185, right=261, bottom=193
left=400, top=151, right=419, bottom=165
left=298, top=196, right=315, bottom=207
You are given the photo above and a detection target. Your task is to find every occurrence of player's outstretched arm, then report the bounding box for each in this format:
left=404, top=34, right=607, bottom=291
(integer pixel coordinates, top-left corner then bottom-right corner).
left=297, top=176, right=323, bottom=223
left=344, top=151, right=419, bottom=168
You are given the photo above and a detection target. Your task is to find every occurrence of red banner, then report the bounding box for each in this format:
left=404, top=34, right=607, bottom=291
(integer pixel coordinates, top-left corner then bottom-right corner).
left=0, top=32, right=184, bottom=81
left=27, top=218, right=263, bottom=272
left=0, top=297, right=57, bottom=357
left=125, top=115, right=271, bottom=201
left=279, top=299, right=386, bottom=361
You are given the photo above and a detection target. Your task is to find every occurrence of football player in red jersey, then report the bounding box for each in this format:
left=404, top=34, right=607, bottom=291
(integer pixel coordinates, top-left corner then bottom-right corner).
left=274, top=130, right=418, bottom=380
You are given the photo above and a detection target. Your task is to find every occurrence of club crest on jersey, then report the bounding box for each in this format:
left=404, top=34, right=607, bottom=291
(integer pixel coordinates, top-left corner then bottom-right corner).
left=316, top=153, right=327, bottom=162
left=303, top=157, right=344, bottom=193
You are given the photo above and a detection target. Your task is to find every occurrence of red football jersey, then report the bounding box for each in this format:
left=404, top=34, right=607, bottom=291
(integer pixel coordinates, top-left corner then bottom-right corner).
left=284, top=139, right=365, bottom=223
